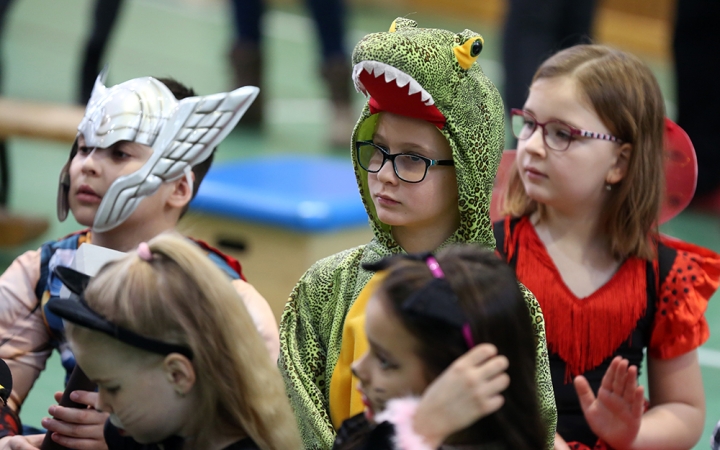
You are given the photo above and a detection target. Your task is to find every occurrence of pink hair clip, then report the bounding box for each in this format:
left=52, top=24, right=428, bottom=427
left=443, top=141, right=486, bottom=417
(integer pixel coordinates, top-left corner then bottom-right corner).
left=137, top=242, right=152, bottom=261
left=424, top=255, right=445, bottom=278
left=424, top=254, right=475, bottom=349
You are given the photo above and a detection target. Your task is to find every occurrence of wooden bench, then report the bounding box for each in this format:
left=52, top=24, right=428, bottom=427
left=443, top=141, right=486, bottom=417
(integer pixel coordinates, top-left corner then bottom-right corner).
left=0, top=98, right=84, bottom=142
left=0, top=98, right=84, bottom=247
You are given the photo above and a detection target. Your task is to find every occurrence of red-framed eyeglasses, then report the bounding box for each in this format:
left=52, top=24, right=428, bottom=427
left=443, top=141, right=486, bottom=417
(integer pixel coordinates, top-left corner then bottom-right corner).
left=510, top=108, right=623, bottom=151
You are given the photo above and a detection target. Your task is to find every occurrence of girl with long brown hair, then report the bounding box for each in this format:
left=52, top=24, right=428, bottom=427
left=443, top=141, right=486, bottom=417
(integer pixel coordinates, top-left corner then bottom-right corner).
left=497, top=44, right=720, bottom=449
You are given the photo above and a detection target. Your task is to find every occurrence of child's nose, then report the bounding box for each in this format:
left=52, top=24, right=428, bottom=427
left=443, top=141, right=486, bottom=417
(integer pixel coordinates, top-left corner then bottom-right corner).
left=376, top=157, right=399, bottom=184
left=81, top=149, right=101, bottom=174
left=95, top=392, right=111, bottom=414
left=522, top=126, right=547, bottom=157
left=351, top=353, right=369, bottom=382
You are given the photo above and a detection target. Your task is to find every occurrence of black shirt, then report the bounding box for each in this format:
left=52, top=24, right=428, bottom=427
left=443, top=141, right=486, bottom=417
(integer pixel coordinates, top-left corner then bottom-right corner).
left=104, top=421, right=260, bottom=450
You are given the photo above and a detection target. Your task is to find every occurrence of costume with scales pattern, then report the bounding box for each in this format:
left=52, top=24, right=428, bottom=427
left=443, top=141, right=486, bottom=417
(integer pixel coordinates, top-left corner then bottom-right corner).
left=278, top=18, right=557, bottom=450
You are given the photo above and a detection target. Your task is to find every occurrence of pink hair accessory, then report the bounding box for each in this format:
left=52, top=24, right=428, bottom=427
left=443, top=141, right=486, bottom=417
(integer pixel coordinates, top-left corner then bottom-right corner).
left=462, top=324, right=475, bottom=349
left=423, top=254, right=475, bottom=349
left=425, top=256, right=445, bottom=278
left=375, top=397, right=433, bottom=450
left=137, top=242, right=152, bottom=261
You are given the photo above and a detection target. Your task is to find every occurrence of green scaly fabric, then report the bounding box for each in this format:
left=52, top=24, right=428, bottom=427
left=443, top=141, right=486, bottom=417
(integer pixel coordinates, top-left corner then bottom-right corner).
left=279, top=18, right=557, bottom=449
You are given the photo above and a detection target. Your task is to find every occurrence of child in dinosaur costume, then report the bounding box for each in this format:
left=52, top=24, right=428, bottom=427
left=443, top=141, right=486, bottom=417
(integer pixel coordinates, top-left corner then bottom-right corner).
left=278, top=18, right=557, bottom=449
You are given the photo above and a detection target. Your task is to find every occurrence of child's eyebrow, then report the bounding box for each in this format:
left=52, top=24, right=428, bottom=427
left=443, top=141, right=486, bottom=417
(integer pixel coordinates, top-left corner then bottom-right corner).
left=373, top=137, right=431, bottom=154
left=113, top=141, right=133, bottom=151
left=524, top=107, right=583, bottom=129
left=367, top=338, right=392, bottom=359
left=114, top=140, right=149, bottom=155
left=92, top=377, right=114, bottom=384
left=397, top=142, right=429, bottom=152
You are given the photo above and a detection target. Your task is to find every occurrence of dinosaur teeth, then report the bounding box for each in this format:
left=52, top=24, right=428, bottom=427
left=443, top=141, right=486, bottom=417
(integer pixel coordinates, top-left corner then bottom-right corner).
left=351, top=63, right=370, bottom=96
left=407, top=80, right=422, bottom=96
left=354, top=80, right=368, bottom=96
left=352, top=61, right=436, bottom=106
left=394, top=72, right=411, bottom=88
left=372, top=64, right=385, bottom=78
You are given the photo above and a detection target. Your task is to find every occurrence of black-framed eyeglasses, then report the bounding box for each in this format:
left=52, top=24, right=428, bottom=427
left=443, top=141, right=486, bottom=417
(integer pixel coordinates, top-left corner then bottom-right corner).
left=510, top=108, right=623, bottom=152
left=355, top=141, right=454, bottom=183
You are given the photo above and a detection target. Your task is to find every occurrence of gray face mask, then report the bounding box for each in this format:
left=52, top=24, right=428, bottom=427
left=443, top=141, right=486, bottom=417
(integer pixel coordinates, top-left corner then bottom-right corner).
left=57, top=71, right=259, bottom=232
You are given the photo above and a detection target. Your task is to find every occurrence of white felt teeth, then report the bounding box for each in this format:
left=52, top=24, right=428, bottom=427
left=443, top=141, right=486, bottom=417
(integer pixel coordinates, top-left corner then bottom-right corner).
left=351, top=61, right=435, bottom=106
left=395, top=72, right=411, bottom=88
left=351, top=63, right=369, bottom=96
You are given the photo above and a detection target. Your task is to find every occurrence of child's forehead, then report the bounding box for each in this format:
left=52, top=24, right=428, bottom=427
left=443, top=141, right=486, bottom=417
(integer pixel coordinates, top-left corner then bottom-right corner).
left=373, top=113, right=452, bottom=158
left=70, top=326, right=116, bottom=348
left=77, top=134, right=153, bottom=155
left=366, top=293, right=414, bottom=345
left=71, top=326, right=158, bottom=366
left=374, top=113, right=446, bottom=143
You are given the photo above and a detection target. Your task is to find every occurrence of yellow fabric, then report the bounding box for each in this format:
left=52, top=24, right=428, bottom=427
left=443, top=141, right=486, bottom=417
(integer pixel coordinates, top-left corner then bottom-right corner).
left=329, top=272, right=386, bottom=429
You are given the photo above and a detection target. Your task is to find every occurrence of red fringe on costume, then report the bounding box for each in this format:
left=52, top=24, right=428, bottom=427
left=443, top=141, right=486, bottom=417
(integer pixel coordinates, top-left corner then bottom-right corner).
left=505, top=217, right=648, bottom=383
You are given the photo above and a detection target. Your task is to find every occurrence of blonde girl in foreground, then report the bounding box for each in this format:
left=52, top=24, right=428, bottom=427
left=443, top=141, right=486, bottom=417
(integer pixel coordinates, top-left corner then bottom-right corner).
left=47, top=234, right=301, bottom=450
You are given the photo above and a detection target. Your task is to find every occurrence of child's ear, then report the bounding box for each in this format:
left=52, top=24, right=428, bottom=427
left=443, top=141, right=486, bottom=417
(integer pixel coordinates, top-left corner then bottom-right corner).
left=606, top=142, right=631, bottom=185
left=166, top=172, right=195, bottom=210
left=163, top=354, right=196, bottom=396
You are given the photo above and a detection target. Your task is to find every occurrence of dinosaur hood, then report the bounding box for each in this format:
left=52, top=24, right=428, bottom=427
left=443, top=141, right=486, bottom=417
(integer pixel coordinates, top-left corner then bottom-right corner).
left=279, top=21, right=558, bottom=448
left=350, top=17, right=504, bottom=252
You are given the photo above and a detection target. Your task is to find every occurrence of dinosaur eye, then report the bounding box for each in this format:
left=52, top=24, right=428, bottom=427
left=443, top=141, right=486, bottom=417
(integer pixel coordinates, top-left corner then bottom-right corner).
left=470, top=39, right=483, bottom=57
left=453, top=35, right=485, bottom=70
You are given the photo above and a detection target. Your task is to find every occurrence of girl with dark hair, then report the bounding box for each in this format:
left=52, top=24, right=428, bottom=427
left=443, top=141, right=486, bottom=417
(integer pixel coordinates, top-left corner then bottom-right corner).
left=332, top=244, right=545, bottom=450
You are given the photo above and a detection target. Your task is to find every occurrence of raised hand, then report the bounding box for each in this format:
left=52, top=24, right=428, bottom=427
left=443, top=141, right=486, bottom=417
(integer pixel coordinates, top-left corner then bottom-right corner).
left=40, top=390, right=109, bottom=450
left=574, top=356, right=644, bottom=449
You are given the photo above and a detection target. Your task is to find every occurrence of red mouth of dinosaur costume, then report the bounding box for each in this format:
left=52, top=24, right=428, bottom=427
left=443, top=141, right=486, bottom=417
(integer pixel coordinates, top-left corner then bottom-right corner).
left=352, top=61, right=447, bottom=129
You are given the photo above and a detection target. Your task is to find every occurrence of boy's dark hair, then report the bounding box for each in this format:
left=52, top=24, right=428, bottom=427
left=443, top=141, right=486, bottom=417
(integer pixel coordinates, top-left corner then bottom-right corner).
left=155, top=77, right=215, bottom=217
left=376, top=245, right=545, bottom=450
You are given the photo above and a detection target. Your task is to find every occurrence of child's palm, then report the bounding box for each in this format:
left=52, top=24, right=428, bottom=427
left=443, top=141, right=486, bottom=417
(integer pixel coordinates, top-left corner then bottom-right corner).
left=574, top=357, right=644, bottom=449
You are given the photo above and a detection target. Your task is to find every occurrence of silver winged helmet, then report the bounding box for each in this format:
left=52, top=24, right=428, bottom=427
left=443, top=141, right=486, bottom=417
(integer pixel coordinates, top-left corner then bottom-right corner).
left=57, top=72, right=259, bottom=232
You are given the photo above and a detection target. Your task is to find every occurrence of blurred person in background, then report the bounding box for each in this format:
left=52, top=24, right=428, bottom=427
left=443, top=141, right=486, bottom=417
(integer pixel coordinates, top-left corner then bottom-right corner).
left=674, top=0, right=720, bottom=213
left=502, top=0, right=596, bottom=133
left=229, top=0, right=355, bottom=147
left=77, top=0, right=125, bottom=105
left=0, top=0, right=125, bottom=247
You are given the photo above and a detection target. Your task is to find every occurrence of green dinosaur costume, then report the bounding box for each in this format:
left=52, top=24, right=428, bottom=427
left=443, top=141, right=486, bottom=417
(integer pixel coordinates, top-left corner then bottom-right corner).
left=279, top=18, right=557, bottom=449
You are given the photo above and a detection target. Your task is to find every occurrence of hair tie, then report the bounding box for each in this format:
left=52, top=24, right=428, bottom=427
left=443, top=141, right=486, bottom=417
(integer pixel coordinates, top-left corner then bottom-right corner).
left=137, top=242, right=153, bottom=261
